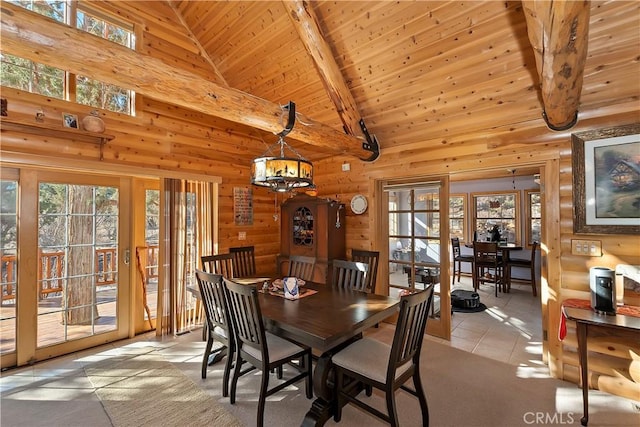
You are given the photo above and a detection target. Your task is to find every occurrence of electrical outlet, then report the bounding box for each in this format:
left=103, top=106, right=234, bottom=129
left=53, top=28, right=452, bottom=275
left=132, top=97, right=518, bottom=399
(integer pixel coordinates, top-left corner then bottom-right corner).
left=238, top=231, right=246, bottom=240
left=571, top=239, right=602, bottom=256
left=341, top=162, right=351, bottom=171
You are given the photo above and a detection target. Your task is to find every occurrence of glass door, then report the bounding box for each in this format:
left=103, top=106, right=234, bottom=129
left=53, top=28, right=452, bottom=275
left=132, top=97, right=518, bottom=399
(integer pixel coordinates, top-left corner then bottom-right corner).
left=2, top=169, right=130, bottom=369
left=386, top=180, right=450, bottom=338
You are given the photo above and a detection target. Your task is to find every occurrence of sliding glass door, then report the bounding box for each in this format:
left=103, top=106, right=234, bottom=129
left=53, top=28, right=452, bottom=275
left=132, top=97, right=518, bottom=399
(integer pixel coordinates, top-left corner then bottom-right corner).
left=1, top=169, right=131, bottom=368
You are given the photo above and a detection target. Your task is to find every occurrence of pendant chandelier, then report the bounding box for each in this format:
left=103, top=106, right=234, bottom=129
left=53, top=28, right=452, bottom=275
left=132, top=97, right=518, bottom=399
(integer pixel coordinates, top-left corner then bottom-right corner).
left=251, top=101, right=314, bottom=193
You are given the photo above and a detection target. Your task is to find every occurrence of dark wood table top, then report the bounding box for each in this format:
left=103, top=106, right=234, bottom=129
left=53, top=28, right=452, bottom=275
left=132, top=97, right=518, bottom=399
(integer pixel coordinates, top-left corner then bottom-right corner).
left=464, top=242, right=523, bottom=250
left=258, top=282, right=400, bottom=353
left=563, top=306, right=640, bottom=330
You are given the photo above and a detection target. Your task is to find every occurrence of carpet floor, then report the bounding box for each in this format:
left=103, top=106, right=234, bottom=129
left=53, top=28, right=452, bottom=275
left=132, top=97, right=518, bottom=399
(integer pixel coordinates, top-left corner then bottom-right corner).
left=170, top=327, right=640, bottom=427
left=84, top=349, right=242, bottom=427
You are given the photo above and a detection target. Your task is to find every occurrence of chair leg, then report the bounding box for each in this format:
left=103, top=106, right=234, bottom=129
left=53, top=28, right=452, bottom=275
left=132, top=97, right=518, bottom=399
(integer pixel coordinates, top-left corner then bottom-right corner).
left=305, top=353, right=313, bottom=398
left=412, top=370, right=430, bottom=427
left=229, top=349, right=243, bottom=404
left=257, top=367, right=270, bottom=427
left=386, top=387, right=399, bottom=427
left=333, top=367, right=344, bottom=422
left=222, top=345, right=233, bottom=397
left=201, top=336, right=214, bottom=379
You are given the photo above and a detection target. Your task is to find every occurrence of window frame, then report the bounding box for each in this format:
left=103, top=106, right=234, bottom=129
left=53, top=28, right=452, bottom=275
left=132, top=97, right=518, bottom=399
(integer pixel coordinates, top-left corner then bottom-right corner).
left=471, top=190, right=521, bottom=244
left=525, top=190, right=541, bottom=247
left=449, top=193, right=466, bottom=242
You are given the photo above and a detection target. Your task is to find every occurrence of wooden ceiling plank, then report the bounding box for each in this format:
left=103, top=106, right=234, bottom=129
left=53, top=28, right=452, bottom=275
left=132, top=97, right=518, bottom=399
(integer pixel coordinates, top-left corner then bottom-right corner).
left=522, top=0, right=591, bottom=130
left=0, top=2, right=370, bottom=159
left=283, top=0, right=378, bottom=160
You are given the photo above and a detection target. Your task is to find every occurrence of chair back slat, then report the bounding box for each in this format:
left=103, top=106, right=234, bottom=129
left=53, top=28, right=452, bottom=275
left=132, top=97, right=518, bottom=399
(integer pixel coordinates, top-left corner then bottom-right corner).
left=388, top=285, right=434, bottom=378
left=351, top=250, right=379, bottom=293
left=195, top=270, right=230, bottom=339
left=332, top=259, right=369, bottom=292
left=201, top=253, right=235, bottom=277
left=287, top=255, right=316, bottom=281
left=229, top=246, right=256, bottom=278
left=223, top=278, right=267, bottom=357
left=451, top=237, right=462, bottom=258
left=473, top=241, right=499, bottom=267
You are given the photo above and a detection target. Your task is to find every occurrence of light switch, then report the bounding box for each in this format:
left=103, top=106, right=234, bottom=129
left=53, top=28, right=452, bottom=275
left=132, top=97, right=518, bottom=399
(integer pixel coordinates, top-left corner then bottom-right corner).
left=571, top=239, right=602, bottom=256
left=238, top=231, right=246, bottom=240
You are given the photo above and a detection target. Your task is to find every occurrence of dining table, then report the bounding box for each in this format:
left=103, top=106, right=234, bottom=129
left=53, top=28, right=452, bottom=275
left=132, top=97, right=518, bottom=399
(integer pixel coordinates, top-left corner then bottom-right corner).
left=256, top=280, right=400, bottom=426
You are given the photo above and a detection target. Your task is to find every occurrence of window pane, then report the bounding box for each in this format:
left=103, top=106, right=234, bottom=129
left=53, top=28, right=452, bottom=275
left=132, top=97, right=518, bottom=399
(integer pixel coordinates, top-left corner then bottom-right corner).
left=8, top=0, right=66, bottom=22
left=76, top=76, right=132, bottom=114
left=0, top=53, right=64, bottom=98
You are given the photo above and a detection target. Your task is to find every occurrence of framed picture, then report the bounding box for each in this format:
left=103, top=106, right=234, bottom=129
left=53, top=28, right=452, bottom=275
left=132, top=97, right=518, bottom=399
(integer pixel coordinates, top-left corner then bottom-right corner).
left=62, top=112, right=78, bottom=129
left=572, top=123, right=640, bottom=234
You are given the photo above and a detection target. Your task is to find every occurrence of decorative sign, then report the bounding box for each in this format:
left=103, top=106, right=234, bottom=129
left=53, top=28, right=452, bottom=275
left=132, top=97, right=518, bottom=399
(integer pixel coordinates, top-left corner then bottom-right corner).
left=234, top=187, right=253, bottom=225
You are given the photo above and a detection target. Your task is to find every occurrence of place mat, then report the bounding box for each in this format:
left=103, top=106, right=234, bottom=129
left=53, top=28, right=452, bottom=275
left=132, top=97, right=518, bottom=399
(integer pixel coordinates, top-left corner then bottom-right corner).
left=259, top=288, right=318, bottom=300
left=558, top=298, right=640, bottom=340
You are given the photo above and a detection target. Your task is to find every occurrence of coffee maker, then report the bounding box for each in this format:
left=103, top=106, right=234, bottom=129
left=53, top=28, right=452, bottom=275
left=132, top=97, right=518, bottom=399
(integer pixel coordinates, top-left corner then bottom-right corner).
left=589, top=267, right=616, bottom=315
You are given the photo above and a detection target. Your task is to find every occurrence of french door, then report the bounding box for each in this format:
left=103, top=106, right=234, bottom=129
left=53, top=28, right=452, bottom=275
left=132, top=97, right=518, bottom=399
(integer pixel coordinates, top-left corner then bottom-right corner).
left=1, top=168, right=131, bottom=368
left=384, top=178, right=451, bottom=339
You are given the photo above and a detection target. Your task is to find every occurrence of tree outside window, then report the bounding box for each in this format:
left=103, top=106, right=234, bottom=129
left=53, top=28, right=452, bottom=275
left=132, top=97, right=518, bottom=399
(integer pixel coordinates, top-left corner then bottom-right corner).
left=473, top=192, right=519, bottom=243
left=449, top=194, right=466, bottom=241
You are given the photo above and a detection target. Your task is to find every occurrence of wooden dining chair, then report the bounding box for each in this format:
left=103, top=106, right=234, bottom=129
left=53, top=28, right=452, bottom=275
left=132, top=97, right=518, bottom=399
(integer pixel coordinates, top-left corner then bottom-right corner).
left=332, top=284, right=435, bottom=426
left=451, top=237, right=474, bottom=285
left=287, top=255, right=316, bottom=281
left=472, top=241, right=503, bottom=297
left=194, top=270, right=234, bottom=396
left=229, top=245, right=256, bottom=278
left=505, top=241, right=539, bottom=296
left=331, top=259, right=370, bottom=292
left=223, top=278, right=313, bottom=427
left=351, top=249, right=379, bottom=293
left=201, top=253, right=235, bottom=278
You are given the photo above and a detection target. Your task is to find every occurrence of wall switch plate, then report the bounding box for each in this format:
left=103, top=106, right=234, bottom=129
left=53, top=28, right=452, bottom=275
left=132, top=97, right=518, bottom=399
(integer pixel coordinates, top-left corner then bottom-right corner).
left=571, top=239, right=602, bottom=256
left=341, top=163, right=351, bottom=171
left=238, top=231, right=246, bottom=240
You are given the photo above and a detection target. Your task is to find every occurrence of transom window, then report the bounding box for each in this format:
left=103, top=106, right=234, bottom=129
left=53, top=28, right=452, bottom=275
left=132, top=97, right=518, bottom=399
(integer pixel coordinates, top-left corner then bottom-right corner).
left=2, top=1, right=135, bottom=115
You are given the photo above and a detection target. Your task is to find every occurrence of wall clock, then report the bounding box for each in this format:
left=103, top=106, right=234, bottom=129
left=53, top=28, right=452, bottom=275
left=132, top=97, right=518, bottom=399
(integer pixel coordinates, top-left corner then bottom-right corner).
left=350, top=194, right=368, bottom=214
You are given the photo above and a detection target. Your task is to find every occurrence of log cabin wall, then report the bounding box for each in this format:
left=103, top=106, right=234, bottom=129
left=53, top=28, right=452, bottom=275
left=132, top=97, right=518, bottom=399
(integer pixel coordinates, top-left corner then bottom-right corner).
left=0, top=0, right=638, bottom=399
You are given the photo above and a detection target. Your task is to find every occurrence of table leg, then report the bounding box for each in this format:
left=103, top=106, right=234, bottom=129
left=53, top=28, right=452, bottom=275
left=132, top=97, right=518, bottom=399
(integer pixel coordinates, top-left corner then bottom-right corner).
left=301, top=335, right=362, bottom=427
left=576, top=321, right=589, bottom=426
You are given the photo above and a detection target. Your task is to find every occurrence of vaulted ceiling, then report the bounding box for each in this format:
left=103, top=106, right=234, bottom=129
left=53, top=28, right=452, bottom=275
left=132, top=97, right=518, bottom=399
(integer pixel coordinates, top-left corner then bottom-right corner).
left=2, top=1, right=638, bottom=166
left=170, top=0, right=638, bottom=162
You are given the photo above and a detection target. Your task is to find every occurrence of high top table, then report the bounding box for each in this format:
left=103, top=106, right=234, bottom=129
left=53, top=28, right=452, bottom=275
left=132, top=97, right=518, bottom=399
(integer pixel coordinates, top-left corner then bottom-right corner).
left=258, top=281, right=400, bottom=427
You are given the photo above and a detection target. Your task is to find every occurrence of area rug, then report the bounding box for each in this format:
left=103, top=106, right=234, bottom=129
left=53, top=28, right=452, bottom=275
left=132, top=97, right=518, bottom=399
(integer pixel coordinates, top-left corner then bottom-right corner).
left=85, top=353, right=242, bottom=427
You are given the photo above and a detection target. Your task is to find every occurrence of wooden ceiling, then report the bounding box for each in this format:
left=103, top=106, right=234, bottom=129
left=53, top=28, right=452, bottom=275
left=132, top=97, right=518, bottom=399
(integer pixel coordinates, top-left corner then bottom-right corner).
left=2, top=1, right=638, bottom=165
left=170, top=0, right=638, bottom=162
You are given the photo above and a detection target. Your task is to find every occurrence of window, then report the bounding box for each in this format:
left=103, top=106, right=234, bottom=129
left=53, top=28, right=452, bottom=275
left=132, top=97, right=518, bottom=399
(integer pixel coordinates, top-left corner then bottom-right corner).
left=3, top=1, right=135, bottom=115
left=449, top=194, right=466, bottom=241
left=0, top=54, right=65, bottom=98
left=472, top=192, right=520, bottom=243
left=526, top=190, right=541, bottom=246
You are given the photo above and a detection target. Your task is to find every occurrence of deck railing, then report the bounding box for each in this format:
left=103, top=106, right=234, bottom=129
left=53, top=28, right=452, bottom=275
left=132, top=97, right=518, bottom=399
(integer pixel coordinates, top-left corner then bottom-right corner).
left=0, top=247, right=159, bottom=304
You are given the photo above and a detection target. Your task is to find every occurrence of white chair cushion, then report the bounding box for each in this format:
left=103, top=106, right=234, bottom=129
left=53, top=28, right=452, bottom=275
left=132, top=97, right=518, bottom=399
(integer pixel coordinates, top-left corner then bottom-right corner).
left=212, top=325, right=227, bottom=339
left=332, top=337, right=412, bottom=383
left=244, top=332, right=305, bottom=362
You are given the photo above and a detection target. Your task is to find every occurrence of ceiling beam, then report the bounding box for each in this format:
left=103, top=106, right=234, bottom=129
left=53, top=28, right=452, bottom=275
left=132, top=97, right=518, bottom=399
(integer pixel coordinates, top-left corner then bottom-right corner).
left=0, top=2, right=371, bottom=159
left=522, top=0, right=591, bottom=131
left=283, top=0, right=379, bottom=161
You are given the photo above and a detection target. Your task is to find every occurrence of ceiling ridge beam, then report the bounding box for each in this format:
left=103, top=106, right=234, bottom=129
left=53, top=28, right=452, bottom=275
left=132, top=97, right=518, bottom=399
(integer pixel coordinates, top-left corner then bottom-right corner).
left=523, top=0, right=591, bottom=131
left=0, top=2, right=370, bottom=159
left=166, top=0, right=228, bottom=87
left=283, top=0, right=379, bottom=161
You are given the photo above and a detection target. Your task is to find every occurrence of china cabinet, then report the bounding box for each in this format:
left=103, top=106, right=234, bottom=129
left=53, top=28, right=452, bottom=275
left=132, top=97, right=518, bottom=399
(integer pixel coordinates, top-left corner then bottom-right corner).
left=278, top=194, right=345, bottom=283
